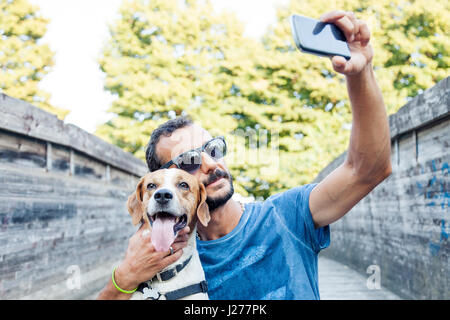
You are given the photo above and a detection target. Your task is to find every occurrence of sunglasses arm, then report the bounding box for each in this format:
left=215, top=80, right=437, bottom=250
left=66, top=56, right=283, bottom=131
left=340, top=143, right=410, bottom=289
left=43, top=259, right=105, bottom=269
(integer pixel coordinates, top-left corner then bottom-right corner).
left=160, top=160, right=174, bottom=169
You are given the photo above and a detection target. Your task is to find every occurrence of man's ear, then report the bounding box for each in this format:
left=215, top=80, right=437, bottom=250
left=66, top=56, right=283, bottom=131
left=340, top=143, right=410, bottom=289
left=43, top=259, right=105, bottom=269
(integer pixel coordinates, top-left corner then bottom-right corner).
left=197, top=182, right=210, bottom=227
left=127, top=177, right=145, bottom=225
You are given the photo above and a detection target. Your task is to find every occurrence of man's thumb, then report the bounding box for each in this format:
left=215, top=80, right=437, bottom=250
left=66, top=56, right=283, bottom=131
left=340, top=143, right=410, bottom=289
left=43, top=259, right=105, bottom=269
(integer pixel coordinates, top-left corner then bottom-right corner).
left=331, top=56, right=346, bottom=70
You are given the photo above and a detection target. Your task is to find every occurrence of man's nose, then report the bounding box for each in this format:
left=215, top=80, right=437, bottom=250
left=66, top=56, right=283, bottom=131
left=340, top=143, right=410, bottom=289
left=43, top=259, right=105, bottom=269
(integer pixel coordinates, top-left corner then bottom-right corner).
left=154, top=188, right=173, bottom=205
left=200, top=152, right=218, bottom=174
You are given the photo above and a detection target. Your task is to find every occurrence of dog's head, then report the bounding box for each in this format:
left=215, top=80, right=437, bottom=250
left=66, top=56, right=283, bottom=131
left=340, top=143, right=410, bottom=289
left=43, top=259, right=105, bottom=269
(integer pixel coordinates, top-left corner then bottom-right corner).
left=127, top=168, right=210, bottom=252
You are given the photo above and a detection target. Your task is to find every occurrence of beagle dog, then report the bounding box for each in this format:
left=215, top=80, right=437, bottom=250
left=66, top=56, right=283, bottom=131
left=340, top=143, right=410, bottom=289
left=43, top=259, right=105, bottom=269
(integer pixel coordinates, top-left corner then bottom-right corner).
left=126, top=168, right=210, bottom=300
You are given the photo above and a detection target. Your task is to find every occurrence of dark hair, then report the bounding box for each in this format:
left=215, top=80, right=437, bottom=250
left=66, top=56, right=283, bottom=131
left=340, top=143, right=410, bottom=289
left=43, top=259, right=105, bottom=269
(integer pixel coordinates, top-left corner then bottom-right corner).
left=145, top=116, right=193, bottom=172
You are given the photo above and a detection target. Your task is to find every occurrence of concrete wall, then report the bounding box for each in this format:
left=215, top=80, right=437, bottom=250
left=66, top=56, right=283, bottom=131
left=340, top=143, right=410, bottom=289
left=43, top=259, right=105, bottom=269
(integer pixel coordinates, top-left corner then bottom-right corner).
left=0, top=94, right=148, bottom=299
left=315, top=77, right=449, bottom=299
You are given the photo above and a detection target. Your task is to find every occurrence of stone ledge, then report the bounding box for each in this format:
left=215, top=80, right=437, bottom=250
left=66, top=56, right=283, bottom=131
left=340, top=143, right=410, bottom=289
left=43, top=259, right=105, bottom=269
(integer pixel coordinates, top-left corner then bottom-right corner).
left=0, top=94, right=147, bottom=177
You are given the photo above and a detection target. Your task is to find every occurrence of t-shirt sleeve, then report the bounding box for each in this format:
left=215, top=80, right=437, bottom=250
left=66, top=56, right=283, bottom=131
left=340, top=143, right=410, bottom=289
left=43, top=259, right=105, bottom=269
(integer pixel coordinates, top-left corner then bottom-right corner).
left=269, top=184, right=330, bottom=253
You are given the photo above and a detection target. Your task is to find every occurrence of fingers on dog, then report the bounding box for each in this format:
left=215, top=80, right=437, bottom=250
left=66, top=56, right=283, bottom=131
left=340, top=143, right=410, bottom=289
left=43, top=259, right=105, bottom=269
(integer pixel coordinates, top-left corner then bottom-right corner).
left=178, top=226, right=190, bottom=236
left=161, top=248, right=183, bottom=266
left=170, top=241, right=185, bottom=253
left=174, top=231, right=190, bottom=243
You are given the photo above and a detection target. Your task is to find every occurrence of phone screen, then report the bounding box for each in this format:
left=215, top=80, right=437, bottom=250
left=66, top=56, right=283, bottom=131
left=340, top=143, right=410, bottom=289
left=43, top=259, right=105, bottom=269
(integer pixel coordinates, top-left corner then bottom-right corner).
left=290, top=14, right=351, bottom=60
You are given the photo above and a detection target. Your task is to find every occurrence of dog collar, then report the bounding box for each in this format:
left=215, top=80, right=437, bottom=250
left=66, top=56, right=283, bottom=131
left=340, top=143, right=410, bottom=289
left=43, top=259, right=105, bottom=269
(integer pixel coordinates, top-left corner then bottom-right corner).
left=136, top=255, right=208, bottom=300
left=149, top=254, right=192, bottom=282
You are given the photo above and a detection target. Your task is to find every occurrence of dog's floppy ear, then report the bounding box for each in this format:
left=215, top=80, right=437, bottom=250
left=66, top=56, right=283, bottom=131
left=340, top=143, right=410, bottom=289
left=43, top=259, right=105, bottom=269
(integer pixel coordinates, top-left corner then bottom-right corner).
left=197, top=182, right=210, bottom=227
left=127, top=177, right=145, bottom=225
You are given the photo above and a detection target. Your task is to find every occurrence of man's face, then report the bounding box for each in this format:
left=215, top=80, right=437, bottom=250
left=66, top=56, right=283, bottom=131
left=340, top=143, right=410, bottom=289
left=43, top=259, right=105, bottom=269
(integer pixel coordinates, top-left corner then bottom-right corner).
left=156, top=124, right=234, bottom=212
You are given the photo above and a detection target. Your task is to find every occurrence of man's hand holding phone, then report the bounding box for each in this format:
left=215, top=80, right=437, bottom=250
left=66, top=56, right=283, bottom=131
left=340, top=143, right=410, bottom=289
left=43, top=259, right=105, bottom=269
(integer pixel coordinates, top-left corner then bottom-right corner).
left=291, top=10, right=373, bottom=76
left=320, top=10, right=373, bottom=76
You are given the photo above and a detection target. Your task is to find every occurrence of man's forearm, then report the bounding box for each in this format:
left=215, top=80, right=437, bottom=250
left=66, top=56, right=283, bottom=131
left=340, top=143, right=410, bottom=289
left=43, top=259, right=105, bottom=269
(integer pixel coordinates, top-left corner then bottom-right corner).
left=345, top=63, right=392, bottom=181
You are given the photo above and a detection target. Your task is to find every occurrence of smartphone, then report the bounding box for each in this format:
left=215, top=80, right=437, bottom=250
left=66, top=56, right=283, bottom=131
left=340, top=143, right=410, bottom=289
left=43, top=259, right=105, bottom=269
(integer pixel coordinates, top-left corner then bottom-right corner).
left=290, top=14, right=351, bottom=60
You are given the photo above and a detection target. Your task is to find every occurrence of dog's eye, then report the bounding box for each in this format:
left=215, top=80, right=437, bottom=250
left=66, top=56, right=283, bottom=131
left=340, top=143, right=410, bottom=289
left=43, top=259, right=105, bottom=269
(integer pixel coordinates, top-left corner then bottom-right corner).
left=147, top=183, right=157, bottom=189
left=178, top=182, right=189, bottom=190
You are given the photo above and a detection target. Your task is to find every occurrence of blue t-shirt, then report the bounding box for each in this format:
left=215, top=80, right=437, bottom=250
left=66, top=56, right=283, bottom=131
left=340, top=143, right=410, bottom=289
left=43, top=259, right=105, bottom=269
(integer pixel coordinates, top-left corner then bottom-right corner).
left=197, top=184, right=330, bottom=300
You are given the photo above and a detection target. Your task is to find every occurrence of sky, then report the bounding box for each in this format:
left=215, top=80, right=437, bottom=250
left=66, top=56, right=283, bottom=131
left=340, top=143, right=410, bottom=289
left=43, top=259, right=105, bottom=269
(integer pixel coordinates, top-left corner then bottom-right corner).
left=30, top=0, right=289, bottom=133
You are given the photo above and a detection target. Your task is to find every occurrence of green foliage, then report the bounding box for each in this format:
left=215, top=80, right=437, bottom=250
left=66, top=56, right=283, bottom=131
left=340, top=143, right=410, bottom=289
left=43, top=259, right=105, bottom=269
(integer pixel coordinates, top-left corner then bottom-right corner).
left=252, top=0, right=449, bottom=195
left=270, top=0, right=449, bottom=115
left=0, top=0, right=68, bottom=119
left=98, top=0, right=449, bottom=199
left=97, top=0, right=271, bottom=196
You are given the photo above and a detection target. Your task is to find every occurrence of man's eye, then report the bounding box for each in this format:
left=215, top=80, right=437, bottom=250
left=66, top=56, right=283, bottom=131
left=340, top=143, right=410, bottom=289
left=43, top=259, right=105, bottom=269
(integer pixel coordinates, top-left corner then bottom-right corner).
left=178, top=182, right=189, bottom=190
left=147, top=183, right=157, bottom=189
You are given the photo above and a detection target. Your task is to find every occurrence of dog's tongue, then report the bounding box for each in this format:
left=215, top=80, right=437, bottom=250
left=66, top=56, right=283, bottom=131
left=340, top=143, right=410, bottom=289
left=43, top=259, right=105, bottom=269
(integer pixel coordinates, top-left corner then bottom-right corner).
left=151, top=216, right=176, bottom=252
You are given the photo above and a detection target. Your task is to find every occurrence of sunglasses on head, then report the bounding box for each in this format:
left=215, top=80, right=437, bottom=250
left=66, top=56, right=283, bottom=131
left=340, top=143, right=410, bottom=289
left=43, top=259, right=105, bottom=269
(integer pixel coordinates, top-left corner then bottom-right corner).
left=160, top=136, right=227, bottom=173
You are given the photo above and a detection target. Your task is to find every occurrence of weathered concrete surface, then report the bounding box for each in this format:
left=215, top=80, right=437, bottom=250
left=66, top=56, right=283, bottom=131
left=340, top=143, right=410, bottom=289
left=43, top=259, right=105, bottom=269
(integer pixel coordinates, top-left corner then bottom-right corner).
left=0, top=94, right=147, bottom=177
left=318, top=255, right=401, bottom=300
left=315, top=77, right=449, bottom=300
left=0, top=95, right=148, bottom=299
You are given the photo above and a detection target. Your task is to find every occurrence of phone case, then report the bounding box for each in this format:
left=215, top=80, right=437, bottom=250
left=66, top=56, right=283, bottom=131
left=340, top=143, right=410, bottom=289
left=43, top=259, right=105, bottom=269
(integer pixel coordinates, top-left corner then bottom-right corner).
left=290, top=14, right=351, bottom=60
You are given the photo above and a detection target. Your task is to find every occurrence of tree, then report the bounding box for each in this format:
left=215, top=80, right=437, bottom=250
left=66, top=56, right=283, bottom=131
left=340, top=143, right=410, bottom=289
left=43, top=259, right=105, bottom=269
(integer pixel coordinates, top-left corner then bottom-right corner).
left=265, top=0, right=449, bottom=115
left=0, top=0, right=68, bottom=119
left=240, top=0, right=449, bottom=196
left=98, top=0, right=449, bottom=199
left=97, top=0, right=271, bottom=196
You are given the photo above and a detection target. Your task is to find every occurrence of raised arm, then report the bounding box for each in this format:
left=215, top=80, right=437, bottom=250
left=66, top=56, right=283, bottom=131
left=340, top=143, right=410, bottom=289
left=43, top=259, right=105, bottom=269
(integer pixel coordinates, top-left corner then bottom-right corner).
left=309, top=11, right=392, bottom=228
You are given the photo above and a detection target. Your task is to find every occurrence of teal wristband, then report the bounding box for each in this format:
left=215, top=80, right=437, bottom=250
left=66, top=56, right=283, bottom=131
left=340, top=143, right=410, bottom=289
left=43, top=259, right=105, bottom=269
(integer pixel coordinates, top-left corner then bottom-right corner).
left=112, top=267, right=137, bottom=294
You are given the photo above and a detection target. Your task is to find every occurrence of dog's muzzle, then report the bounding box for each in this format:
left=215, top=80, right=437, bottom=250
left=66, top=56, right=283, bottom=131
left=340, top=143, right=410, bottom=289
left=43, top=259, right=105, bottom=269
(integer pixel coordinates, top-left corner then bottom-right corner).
left=147, top=188, right=187, bottom=252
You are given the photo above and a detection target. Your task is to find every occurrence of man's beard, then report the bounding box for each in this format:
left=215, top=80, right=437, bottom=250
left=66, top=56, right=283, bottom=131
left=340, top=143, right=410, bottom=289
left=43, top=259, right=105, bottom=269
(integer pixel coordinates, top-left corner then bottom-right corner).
left=203, top=168, right=234, bottom=212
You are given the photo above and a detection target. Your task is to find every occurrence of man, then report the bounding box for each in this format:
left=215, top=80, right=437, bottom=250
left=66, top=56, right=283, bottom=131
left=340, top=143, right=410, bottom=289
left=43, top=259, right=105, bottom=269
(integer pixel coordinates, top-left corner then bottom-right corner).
left=98, top=10, right=392, bottom=300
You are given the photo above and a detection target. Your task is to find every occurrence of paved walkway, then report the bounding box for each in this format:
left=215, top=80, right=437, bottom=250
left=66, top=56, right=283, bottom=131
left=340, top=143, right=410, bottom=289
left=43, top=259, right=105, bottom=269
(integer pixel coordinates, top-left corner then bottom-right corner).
left=90, top=256, right=402, bottom=300
left=318, top=256, right=402, bottom=300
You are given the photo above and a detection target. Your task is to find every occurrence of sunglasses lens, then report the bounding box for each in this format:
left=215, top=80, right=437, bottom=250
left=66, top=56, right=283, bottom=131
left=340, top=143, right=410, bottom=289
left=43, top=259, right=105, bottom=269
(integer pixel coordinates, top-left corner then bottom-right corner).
left=205, top=138, right=226, bottom=160
left=177, top=151, right=201, bottom=173
left=168, top=138, right=226, bottom=173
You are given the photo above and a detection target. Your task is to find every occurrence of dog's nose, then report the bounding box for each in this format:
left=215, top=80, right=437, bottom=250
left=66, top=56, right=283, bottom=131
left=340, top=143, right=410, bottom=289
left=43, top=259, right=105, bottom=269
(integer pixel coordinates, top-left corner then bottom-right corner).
left=154, top=188, right=173, bottom=205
